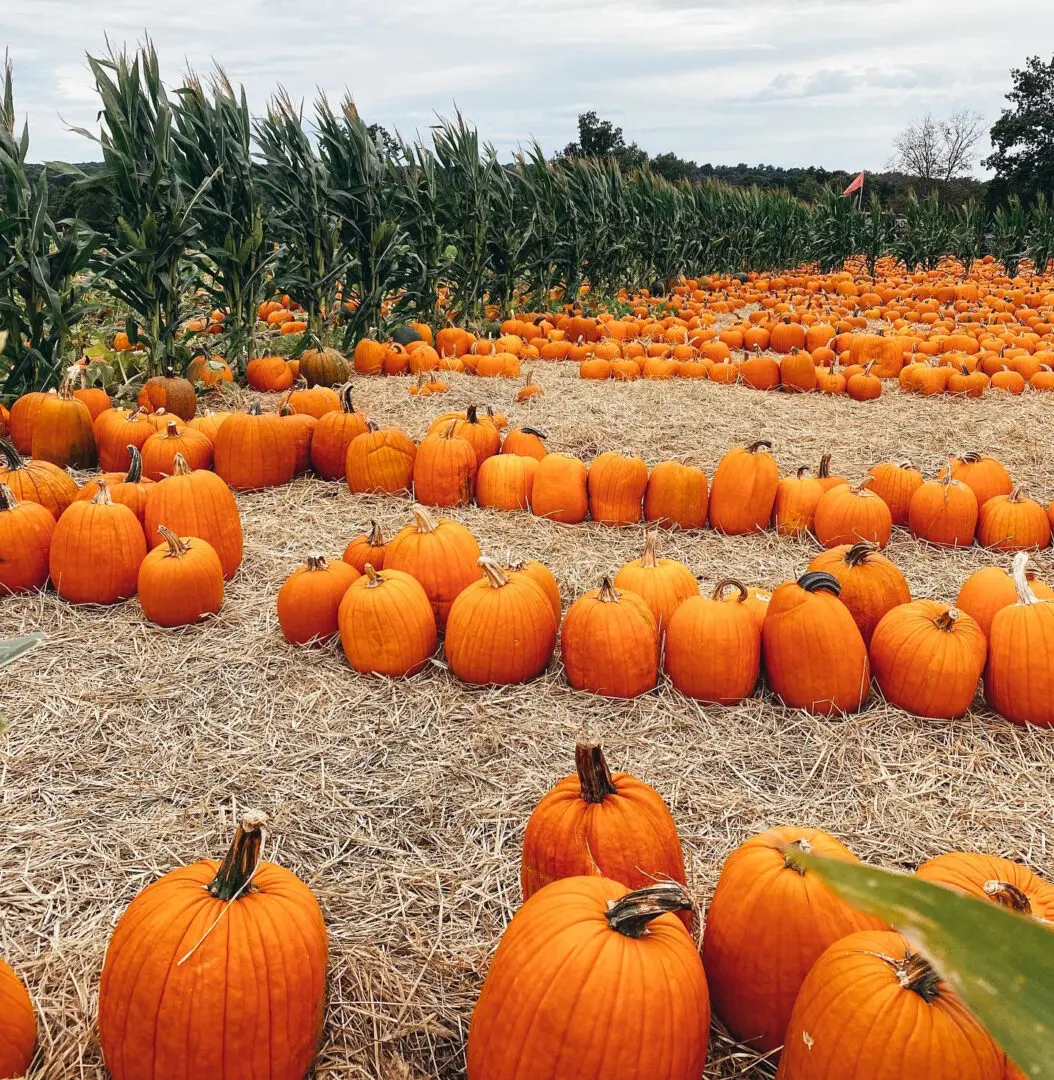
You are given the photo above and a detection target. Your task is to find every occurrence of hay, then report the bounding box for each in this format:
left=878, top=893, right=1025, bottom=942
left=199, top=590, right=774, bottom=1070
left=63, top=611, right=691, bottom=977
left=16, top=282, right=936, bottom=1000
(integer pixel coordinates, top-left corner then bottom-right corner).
left=2, top=365, right=1053, bottom=1079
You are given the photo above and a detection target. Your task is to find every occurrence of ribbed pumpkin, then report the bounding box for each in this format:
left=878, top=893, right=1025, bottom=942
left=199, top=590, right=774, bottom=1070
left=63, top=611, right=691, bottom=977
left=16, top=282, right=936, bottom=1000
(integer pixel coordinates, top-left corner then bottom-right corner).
left=94, top=407, right=155, bottom=472
left=908, top=474, right=978, bottom=547
left=779, top=933, right=1002, bottom=1080
left=985, top=552, right=1054, bottom=727
left=475, top=454, right=538, bottom=511
left=286, top=379, right=343, bottom=419
left=709, top=440, right=779, bottom=534
left=0, top=483, right=55, bottom=595
left=521, top=743, right=685, bottom=902
left=976, top=487, right=1052, bottom=551
left=780, top=348, right=817, bottom=392
left=773, top=466, right=825, bottom=537
left=412, top=422, right=477, bottom=507
left=187, top=411, right=231, bottom=444
left=343, top=521, right=388, bottom=573
left=613, top=529, right=698, bottom=636
left=917, top=851, right=1054, bottom=921
left=137, top=367, right=197, bottom=421
left=763, top=571, right=870, bottom=714
left=309, top=385, right=369, bottom=480
left=500, top=426, right=547, bottom=460
left=643, top=460, right=709, bottom=529
left=467, top=878, right=708, bottom=1080
left=298, top=344, right=350, bottom=387
left=813, top=483, right=893, bottom=548
left=31, top=373, right=97, bottom=469
left=76, top=446, right=153, bottom=525
left=140, top=420, right=213, bottom=480
left=0, top=437, right=78, bottom=518
left=588, top=451, right=648, bottom=525
left=49, top=482, right=147, bottom=604
left=144, top=454, right=243, bottom=580
left=98, top=813, right=327, bottom=1080
left=531, top=453, right=589, bottom=523
left=352, top=338, right=388, bottom=375
left=0, top=956, right=35, bottom=1080
left=508, top=560, right=561, bottom=624
left=338, top=565, right=438, bottom=676
left=278, top=401, right=316, bottom=474
left=137, top=527, right=225, bottom=627
left=213, top=403, right=296, bottom=491
left=346, top=422, right=416, bottom=495
left=870, top=600, right=986, bottom=719
left=956, top=562, right=1054, bottom=639
left=277, top=554, right=360, bottom=645
left=939, top=451, right=1013, bottom=508
left=246, top=354, right=295, bottom=392
left=444, top=557, right=556, bottom=684
left=846, top=333, right=904, bottom=378
left=383, top=506, right=481, bottom=630
left=561, top=577, right=659, bottom=697
left=8, top=390, right=49, bottom=453
left=442, top=405, right=500, bottom=464
left=864, top=460, right=923, bottom=527
left=665, top=579, right=761, bottom=703
left=703, top=827, right=888, bottom=1054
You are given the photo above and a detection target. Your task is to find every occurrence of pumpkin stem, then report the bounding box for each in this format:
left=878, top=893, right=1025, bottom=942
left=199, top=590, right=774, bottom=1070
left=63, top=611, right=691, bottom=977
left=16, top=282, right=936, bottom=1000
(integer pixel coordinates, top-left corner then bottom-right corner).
left=575, top=743, right=617, bottom=803
left=984, top=880, right=1033, bottom=915
left=896, top=953, right=942, bottom=1003
left=1011, top=552, right=1042, bottom=606
left=1007, top=485, right=1023, bottom=503
left=410, top=505, right=439, bottom=534
left=0, top=437, right=26, bottom=470
left=165, top=421, right=180, bottom=438
left=125, top=445, right=144, bottom=484
left=959, top=451, right=984, bottom=464
left=605, top=882, right=695, bottom=939
left=0, top=483, right=19, bottom=511
left=306, top=554, right=328, bottom=571
left=157, top=525, right=190, bottom=557
left=521, top=426, right=548, bottom=439
left=441, top=420, right=459, bottom=439
left=171, top=453, right=193, bottom=477
left=796, top=570, right=841, bottom=596
left=818, top=452, right=832, bottom=478
left=466, top=404, right=479, bottom=424
left=639, top=529, right=660, bottom=568
left=712, top=578, right=748, bottom=602
left=207, top=810, right=268, bottom=901
left=339, top=383, right=355, bottom=413
left=782, top=838, right=812, bottom=875
left=597, top=576, right=621, bottom=603
left=364, top=563, right=383, bottom=587
left=91, top=479, right=113, bottom=505
left=477, top=556, right=509, bottom=589
left=843, top=541, right=877, bottom=567
left=933, top=607, right=960, bottom=632
left=247, top=401, right=263, bottom=416
left=366, top=418, right=380, bottom=432
left=366, top=519, right=387, bottom=546
left=746, top=440, right=773, bottom=454
left=796, top=465, right=810, bottom=479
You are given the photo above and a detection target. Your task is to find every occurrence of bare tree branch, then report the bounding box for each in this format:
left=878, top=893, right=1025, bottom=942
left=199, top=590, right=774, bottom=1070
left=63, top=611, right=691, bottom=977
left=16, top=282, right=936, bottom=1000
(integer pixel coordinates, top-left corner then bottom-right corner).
left=889, top=110, right=986, bottom=184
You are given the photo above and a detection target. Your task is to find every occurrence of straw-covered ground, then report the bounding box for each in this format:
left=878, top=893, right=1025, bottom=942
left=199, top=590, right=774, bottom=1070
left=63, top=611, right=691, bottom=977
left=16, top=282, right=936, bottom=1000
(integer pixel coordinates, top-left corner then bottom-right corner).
left=2, top=363, right=1053, bottom=1079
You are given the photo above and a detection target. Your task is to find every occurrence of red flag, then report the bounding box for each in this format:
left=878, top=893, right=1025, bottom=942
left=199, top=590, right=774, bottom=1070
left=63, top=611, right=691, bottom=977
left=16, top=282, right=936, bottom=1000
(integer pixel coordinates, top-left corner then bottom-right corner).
left=842, top=170, right=865, bottom=196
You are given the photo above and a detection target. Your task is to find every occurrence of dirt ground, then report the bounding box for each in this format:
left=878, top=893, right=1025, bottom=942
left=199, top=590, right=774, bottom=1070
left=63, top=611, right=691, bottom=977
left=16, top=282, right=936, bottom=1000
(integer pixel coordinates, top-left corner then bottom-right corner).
left=2, top=363, right=1053, bottom=1078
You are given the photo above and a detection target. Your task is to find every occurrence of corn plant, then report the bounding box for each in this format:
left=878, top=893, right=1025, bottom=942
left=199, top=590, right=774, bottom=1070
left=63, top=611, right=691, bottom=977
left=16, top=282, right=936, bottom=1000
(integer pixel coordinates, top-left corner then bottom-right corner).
left=484, top=158, right=533, bottom=317
left=949, top=199, right=988, bottom=275
left=989, top=196, right=1029, bottom=277
left=808, top=190, right=860, bottom=272
left=1025, top=192, right=1054, bottom=274
left=892, top=193, right=954, bottom=271
left=0, top=58, right=100, bottom=395
left=856, top=192, right=894, bottom=277
left=172, top=69, right=274, bottom=368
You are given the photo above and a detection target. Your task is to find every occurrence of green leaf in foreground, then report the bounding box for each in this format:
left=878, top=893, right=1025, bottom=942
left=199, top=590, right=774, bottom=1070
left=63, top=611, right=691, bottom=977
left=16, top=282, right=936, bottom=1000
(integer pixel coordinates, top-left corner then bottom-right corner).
left=0, top=632, right=43, bottom=669
left=803, top=852, right=1053, bottom=1080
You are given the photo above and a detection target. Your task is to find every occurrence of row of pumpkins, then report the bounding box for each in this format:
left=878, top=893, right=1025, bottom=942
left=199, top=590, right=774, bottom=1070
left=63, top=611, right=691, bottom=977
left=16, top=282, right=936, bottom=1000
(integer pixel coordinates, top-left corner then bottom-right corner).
left=2, top=741, right=1049, bottom=1079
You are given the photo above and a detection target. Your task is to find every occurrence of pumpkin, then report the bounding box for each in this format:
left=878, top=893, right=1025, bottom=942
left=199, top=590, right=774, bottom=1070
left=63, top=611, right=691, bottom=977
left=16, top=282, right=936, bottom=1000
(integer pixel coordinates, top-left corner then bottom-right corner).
left=338, top=564, right=437, bottom=676
left=870, top=601, right=986, bottom=719
left=740, top=347, right=781, bottom=390
left=864, top=460, right=923, bottom=526
left=137, top=527, right=225, bottom=627
left=771, top=318, right=807, bottom=353
left=815, top=453, right=846, bottom=492
left=307, top=384, right=368, bottom=480
left=587, top=451, right=648, bottom=525
left=467, top=879, right=708, bottom=1080
left=508, top=559, right=561, bottom=624
left=780, top=348, right=817, bottom=392
left=383, top=505, right=481, bottom=630
left=908, top=474, right=978, bottom=547
left=939, top=451, right=1013, bottom=508
left=762, top=571, right=870, bottom=714
left=444, top=557, right=556, bottom=684
left=976, top=486, right=1052, bottom=551
left=246, top=354, right=295, bottom=392
left=412, top=422, right=477, bottom=507
left=561, top=577, right=659, bottom=698
left=664, top=579, right=761, bottom=703
left=31, top=373, right=97, bottom=469
left=0, top=956, right=35, bottom=1080
left=643, top=460, right=709, bottom=530
left=956, top=561, right=1054, bottom=639
left=613, top=529, right=698, bottom=636
left=345, top=422, right=416, bottom=495
left=443, top=405, right=500, bottom=464
left=185, top=353, right=233, bottom=387
left=277, top=554, right=360, bottom=645
left=144, top=454, right=243, bottom=580
left=98, top=812, right=327, bottom=1080
left=501, top=426, right=547, bottom=460
left=0, top=483, right=55, bottom=595
left=521, top=743, right=685, bottom=902
left=813, top=483, right=893, bottom=548
left=709, top=440, right=779, bottom=534
left=475, top=453, right=538, bottom=511
left=76, top=445, right=153, bottom=524
left=516, top=371, right=543, bottom=401
left=916, top=851, right=1054, bottom=921
left=985, top=552, right=1054, bottom=727
left=773, top=466, right=824, bottom=538
left=186, top=411, right=231, bottom=444
left=0, top=436, right=78, bottom=518
left=49, top=482, right=147, bottom=604
left=137, top=367, right=197, bottom=421
left=298, top=344, right=350, bottom=387
left=343, top=520, right=388, bottom=572
left=846, top=361, right=882, bottom=400
left=72, top=381, right=112, bottom=420
left=353, top=337, right=388, bottom=375
left=278, top=401, right=317, bottom=474
left=702, top=826, right=888, bottom=1053
left=776, top=931, right=1002, bottom=1080
left=140, top=420, right=213, bottom=480
left=94, top=407, right=155, bottom=471
left=284, top=379, right=341, bottom=420
left=531, top=453, right=589, bottom=523
left=846, top=333, right=904, bottom=378
left=8, top=390, right=49, bottom=453
left=213, top=402, right=296, bottom=491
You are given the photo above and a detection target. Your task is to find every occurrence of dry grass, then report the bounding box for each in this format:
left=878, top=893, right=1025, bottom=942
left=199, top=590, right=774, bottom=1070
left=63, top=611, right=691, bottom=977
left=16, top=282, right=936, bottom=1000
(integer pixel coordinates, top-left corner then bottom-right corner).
left=2, top=363, right=1054, bottom=1079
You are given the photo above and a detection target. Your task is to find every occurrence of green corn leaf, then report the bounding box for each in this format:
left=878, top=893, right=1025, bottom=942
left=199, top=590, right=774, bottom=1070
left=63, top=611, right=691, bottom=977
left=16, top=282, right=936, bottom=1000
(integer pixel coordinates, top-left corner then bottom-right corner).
left=804, top=853, right=1054, bottom=1080
left=0, top=633, right=43, bottom=669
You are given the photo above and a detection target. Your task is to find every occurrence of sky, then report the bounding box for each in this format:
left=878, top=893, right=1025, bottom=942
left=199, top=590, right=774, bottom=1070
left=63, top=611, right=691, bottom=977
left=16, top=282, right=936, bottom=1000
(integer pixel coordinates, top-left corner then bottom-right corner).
left=5, top=0, right=1053, bottom=173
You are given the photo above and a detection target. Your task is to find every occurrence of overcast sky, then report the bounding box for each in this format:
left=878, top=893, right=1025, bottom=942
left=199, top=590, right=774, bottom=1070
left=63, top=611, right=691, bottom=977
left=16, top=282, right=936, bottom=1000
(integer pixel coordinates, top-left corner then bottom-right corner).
left=6, top=0, right=1052, bottom=172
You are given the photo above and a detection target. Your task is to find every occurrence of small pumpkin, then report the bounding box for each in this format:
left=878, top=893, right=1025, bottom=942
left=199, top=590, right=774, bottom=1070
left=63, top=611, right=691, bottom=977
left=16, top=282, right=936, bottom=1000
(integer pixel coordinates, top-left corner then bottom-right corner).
left=8, top=390, right=49, bottom=453
left=138, top=526, right=225, bottom=627
left=185, top=353, right=233, bottom=387
left=813, top=483, right=893, bottom=549
left=773, top=466, right=824, bottom=538
left=501, top=426, right=547, bottom=460
left=938, top=451, right=1013, bottom=508
left=298, top=344, right=350, bottom=387
left=140, top=420, right=214, bottom=480
left=94, top=407, right=155, bottom=472
left=0, top=436, right=78, bottom=518
left=976, top=486, right=1052, bottom=551
left=137, top=366, right=197, bottom=421
left=0, top=956, right=35, bottom=1080
left=31, top=370, right=97, bottom=469
left=0, top=483, right=55, bottom=595
left=643, top=460, right=709, bottom=530
left=76, top=445, right=154, bottom=524
left=508, top=559, right=561, bottom=624
left=864, top=460, right=923, bottom=526
left=613, top=529, right=698, bottom=637
left=443, top=405, right=501, bottom=464
left=277, top=399, right=317, bottom=474
left=246, top=354, right=295, bottom=392
left=916, top=851, right=1054, bottom=921
left=345, top=422, right=416, bottom=495
left=908, top=473, right=978, bottom=547
left=709, top=440, right=779, bottom=535
left=412, top=422, right=477, bottom=508
left=277, top=554, right=361, bottom=645
left=284, top=378, right=341, bottom=420
left=531, top=453, right=588, bottom=523
left=588, top=451, right=648, bottom=525
left=343, top=520, right=388, bottom=573
left=309, top=384, right=369, bottom=480
left=475, top=453, right=538, bottom=512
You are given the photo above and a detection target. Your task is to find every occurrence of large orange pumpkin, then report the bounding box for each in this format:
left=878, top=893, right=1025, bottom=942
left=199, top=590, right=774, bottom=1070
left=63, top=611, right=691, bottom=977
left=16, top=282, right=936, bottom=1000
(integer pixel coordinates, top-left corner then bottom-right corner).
left=0, top=436, right=78, bottom=519
left=277, top=554, right=360, bottom=645
left=412, top=423, right=477, bottom=507
left=213, top=403, right=296, bottom=491
left=709, top=440, right=779, bottom=535
left=643, top=460, right=708, bottom=529
left=588, top=451, right=648, bottom=526
left=531, top=453, right=589, bottom=523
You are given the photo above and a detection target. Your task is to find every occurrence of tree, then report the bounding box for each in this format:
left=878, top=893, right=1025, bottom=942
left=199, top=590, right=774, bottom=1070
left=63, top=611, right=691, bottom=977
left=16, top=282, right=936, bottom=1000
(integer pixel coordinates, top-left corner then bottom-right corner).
left=985, top=54, right=1054, bottom=203
left=889, top=110, right=986, bottom=187
left=562, top=111, right=646, bottom=172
